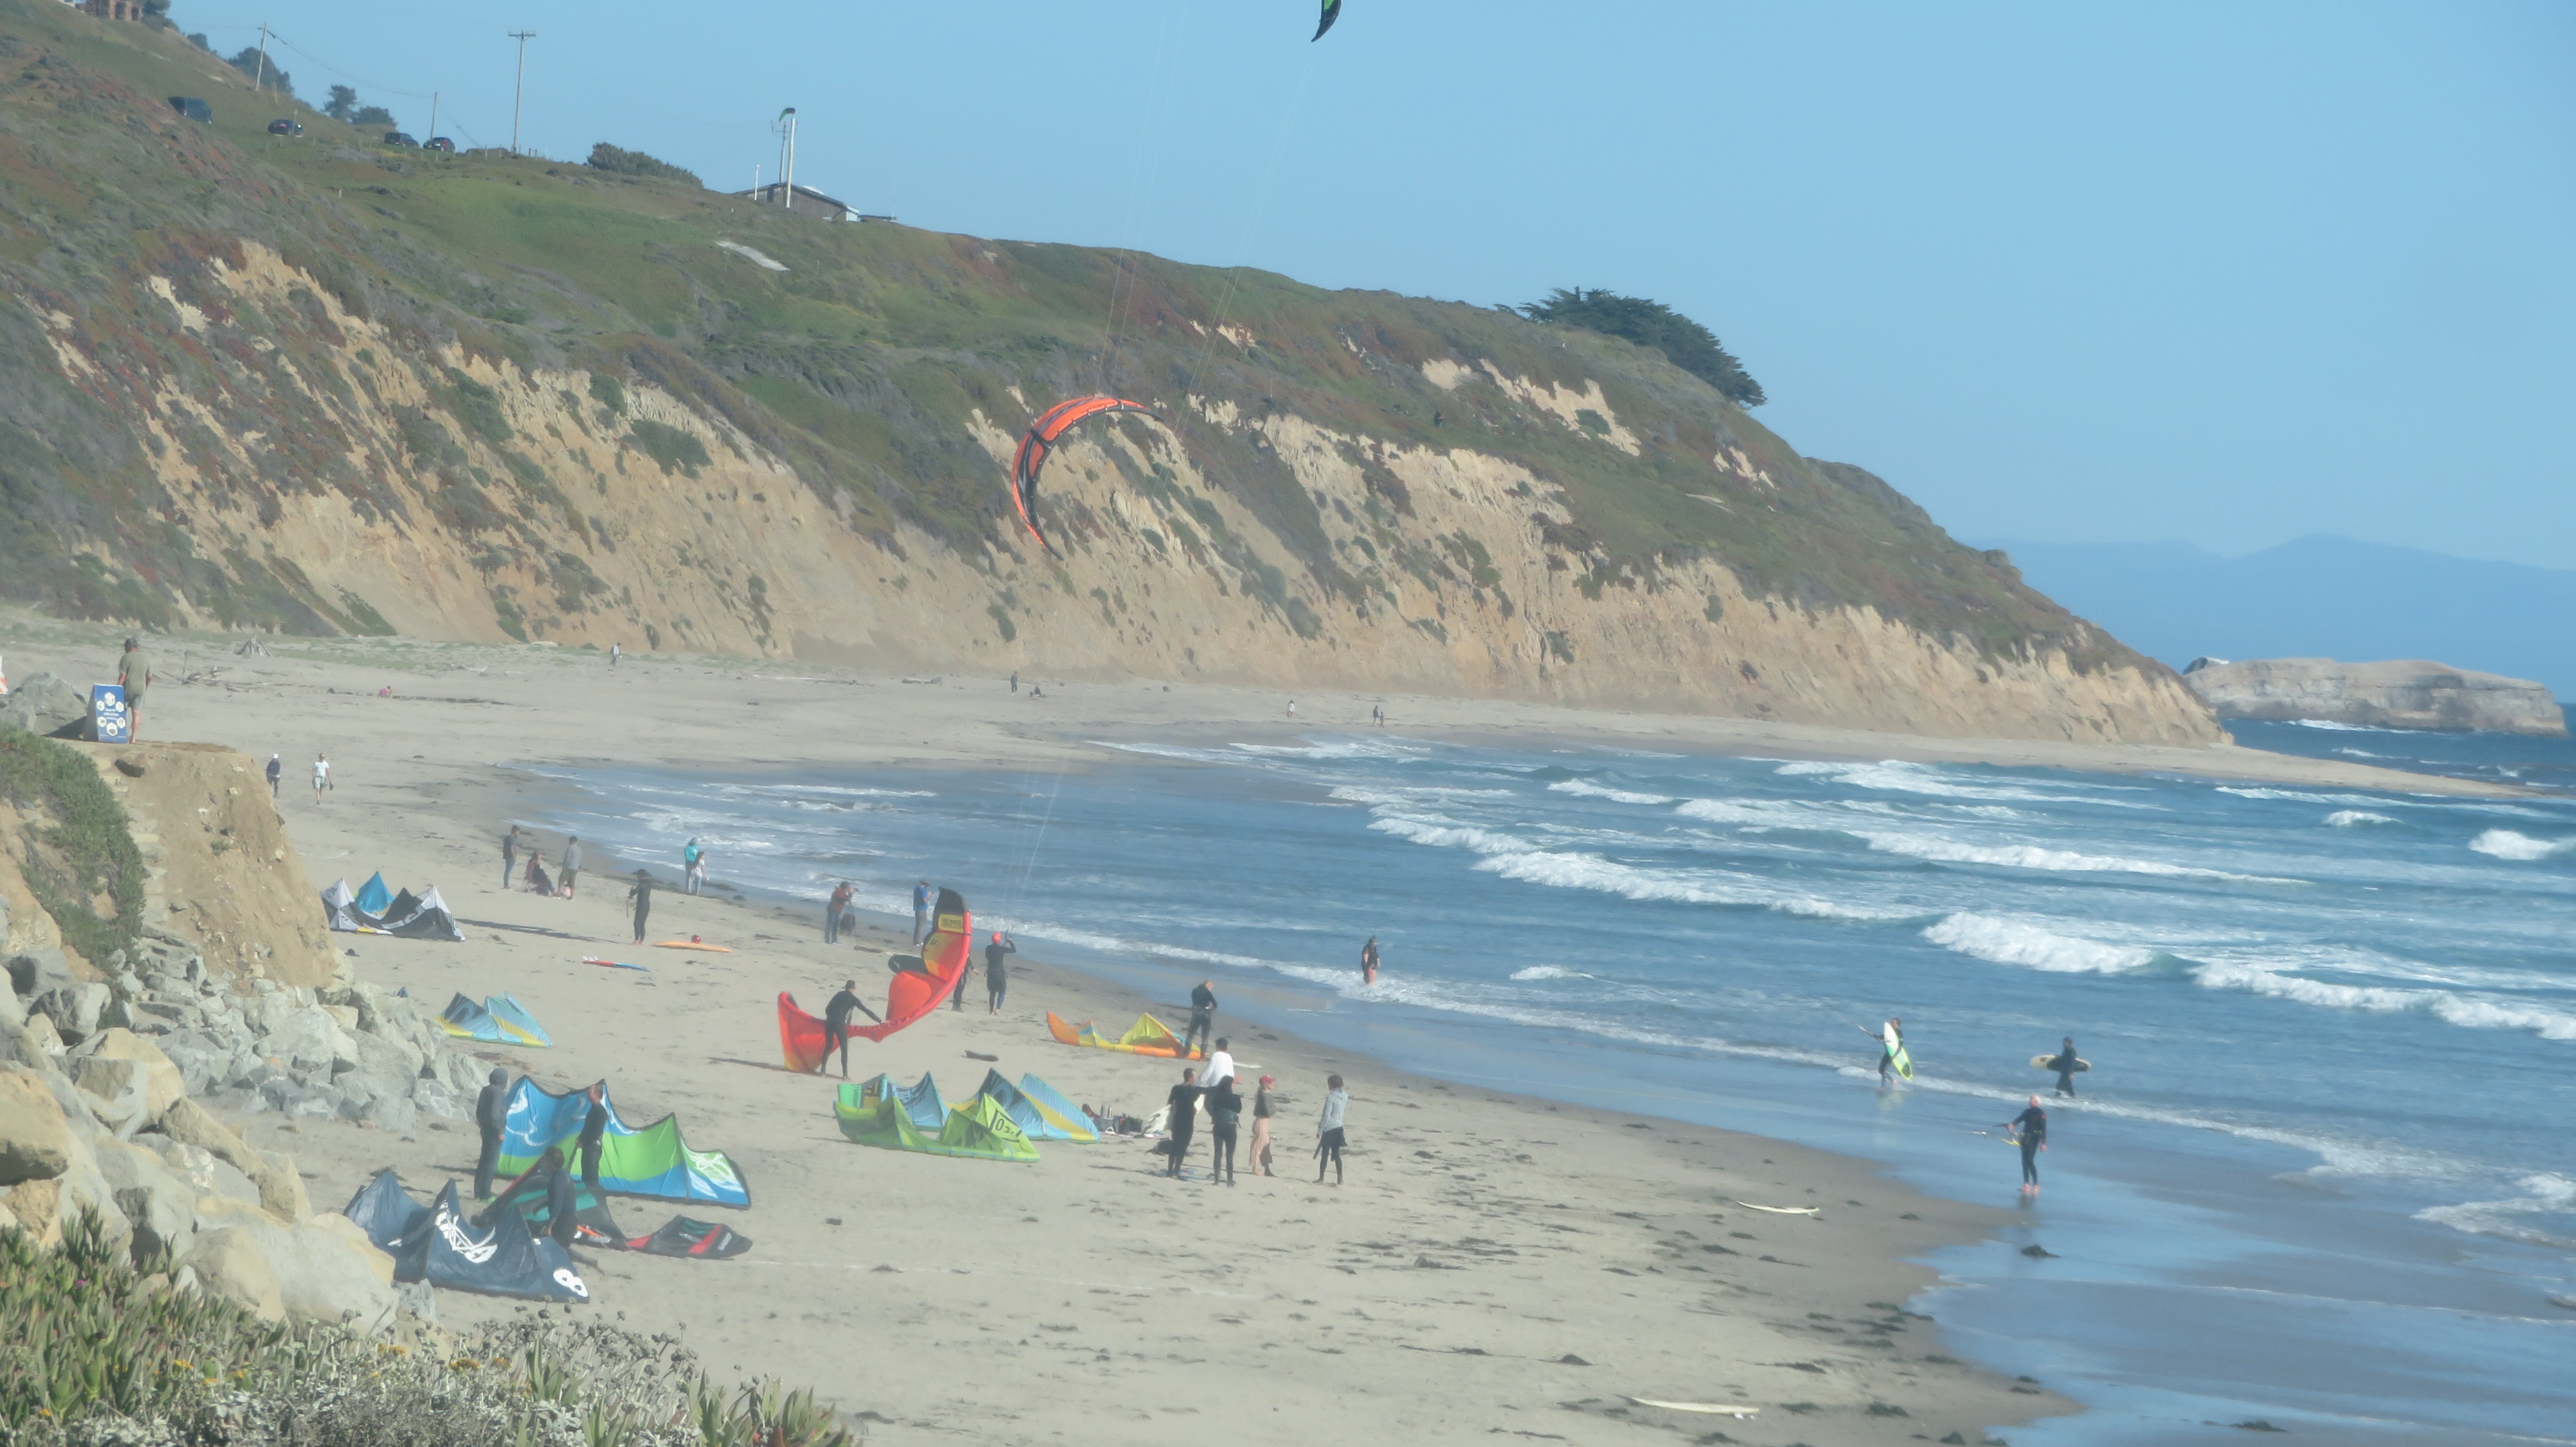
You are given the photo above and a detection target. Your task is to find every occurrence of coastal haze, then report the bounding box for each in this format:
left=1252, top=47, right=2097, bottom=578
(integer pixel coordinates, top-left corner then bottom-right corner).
left=0, top=3, right=2569, bottom=1447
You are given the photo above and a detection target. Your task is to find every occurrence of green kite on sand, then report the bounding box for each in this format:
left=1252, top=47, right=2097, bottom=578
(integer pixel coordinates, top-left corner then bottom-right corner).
left=835, top=1081, right=1038, bottom=1162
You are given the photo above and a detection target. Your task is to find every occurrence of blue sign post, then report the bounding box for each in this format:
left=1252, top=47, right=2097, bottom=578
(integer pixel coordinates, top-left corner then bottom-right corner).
left=90, top=684, right=131, bottom=744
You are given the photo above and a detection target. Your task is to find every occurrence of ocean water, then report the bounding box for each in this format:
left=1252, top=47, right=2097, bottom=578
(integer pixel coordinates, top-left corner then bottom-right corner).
left=529, top=725, right=2576, bottom=1445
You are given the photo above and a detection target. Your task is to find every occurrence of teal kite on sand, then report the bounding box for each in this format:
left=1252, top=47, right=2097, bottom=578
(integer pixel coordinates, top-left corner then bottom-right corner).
left=975, top=1070, right=1099, bottom=1142
left=850, top=1071, right=949, bottom=1132
left=439, top=993, right=552, bottom=1047
left=835, top=1081, right=1038, bottom=1163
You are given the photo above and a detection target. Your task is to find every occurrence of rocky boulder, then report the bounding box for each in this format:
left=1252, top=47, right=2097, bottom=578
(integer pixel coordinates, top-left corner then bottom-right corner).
left=2183, top=657, right=2568, bottom=736
left=0, top=671, right=89, bottom=738
left=69, top=1053, right=153, bottom=1138
left=184, top=1219, right=397, bottom=1326
left=0, top=1065, right=73, bottom=1184
left=30, top=981, right=113, bottom=1045
left=73, top=1028, right=187, bottom=1117
left=6, top=947, right=78, bottom=1001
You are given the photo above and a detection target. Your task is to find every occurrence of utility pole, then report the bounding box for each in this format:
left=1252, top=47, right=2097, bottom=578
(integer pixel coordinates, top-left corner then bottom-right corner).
left=428, top=91, right=440, bottom=143
left=252, top=22, right=271, bottom=93
left=777, top=107, right=798, bottom=208
left=508, top=30, right=537, bottom=156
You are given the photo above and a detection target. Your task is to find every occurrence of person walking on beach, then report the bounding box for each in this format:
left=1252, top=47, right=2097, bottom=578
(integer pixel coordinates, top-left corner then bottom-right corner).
left=1856, top=1016, right=1904, bottom=1087
left=2049, top=1036, right=2080, bottom=1098
left=984, top=931, right=1016, bottom=1013
left=264, top=753, right=282, bottom=801
left=1315, top=1073, right=1349, bottom=1186
left=1201, top=1037, right=1235, bottom=1092
left=116, top=637, right=150, bottom=740
left=1250, top=1074, right=1276, bottom=1176
left=474, top=1066, right=510, bottom=1200
left=501, top=826, right=522, bottom=889
left=911, top=880, right=933, bottom=946
left=2004, top=1095, right=2049, bottom=1194
left=822, top=979, right=878, bottom=1078
left=682, top=838, right=706, bottom=895
left=561, top=836, right=582, bottom=897
left=1165, top=1066, right=1202, bottom=1179
left=1206, top=1075, right=1242, bottom=1186
left=626, top=869, right=654, bottom=946
left=610, top=643, right=620, bottom=668
left=310, top=751, right=331, bottom=804
left=1010, top=671, right=1018, bottom=694
left=1187, top=980, right=1218, bottom=1056
left=1371, top=704, right=1383, bottom=727
left=825, top=881, right=855, bottom=944
left=578, top=1082, right=610, bottom=1190
left=1360, top=936, right=1380, bottom=986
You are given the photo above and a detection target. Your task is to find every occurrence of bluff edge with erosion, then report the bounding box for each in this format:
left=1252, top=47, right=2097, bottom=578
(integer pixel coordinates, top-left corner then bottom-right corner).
left=0, top=0, right=2217, bottom=746
left=2183, top=658, right=2569, bottom=737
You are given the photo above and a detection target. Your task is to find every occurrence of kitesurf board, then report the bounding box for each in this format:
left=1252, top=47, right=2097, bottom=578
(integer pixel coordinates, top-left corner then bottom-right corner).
left=652, top=941, right=732, bottom=952
left=1888, top=1042, right=1914, bottom=1081
left=1734, top=1202, right=1821, bottom=1216
left=583, top=957, right=650, bottom=971
left=2030, top=1055, right=2091, bottom=1072
left=1626, top=1399, right=1758, bottom=1418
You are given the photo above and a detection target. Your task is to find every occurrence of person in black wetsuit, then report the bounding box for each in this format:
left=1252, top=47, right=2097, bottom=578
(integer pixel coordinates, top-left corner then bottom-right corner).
left=2004, top=1095, right=2048, bottom=1193
left=984, top=931, right=1016, bottom=1013
left=474, top=1066, right=510, bottom=1200
left=1186, top=980, right=1218, bottom=1056
left=2050, top=1036, right=2080, bottom=1098
left=1164, top=1067, right=1202, bottom=1178
left=626, top=870, right=653, bottom=946
left=578, top=1082, right=610, bottom=1189
left=544, top=1147, right=580, bottom=1249
left=822, top=980, right=878, bottom=1078
left=1205, top=1076, right=1242, bottom=1186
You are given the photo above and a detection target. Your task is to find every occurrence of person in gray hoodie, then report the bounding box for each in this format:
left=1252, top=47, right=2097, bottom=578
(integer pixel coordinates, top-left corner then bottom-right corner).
left=1315, top=1073, right=1349, bottom=1185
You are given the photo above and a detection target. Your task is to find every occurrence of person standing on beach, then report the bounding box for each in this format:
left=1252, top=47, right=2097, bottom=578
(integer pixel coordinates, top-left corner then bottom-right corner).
left=1187, top=980, right=1218, bottom=1056
left=545, top=1147, right=581, bottom=1249
left=1360, top=936, right=1380, bottom=986
left=264, top=753, right=282, bottom=801
left=116, top=638, right=150, bottom=740
left=1165, top=1067, right=1202, bottom=1178
left=561, top=837, right=582, bottom=897
left=682, top=838, right=706, bottom=895
left=311, top=751, right=330, bottom=804
left=984, top=931, right=1016, bottom=1013
left=1856, top=1017, right=1904, bottom=1087
left=822, top=980, right=877, bottom=1078
left=578, top=1082, right=610, bottom=1190
left=1371, top=704, right=1383, bottom=727
left=1250, top=1074, right=1276, bottom=1176
left=911, top=880, right=932, bottom=946
left=611, top=643, right=621, bottom=668
left=501, top=826, right=522, bottom=890
left=1201, top=1037, right=1235, bottom=1093
left=2050, top=1036, right=2080, bottom=1098
left=1315, top=1073, right=1349, bottom=1186
left=474, top=1066, right=510, bottom=1200
left=626, top=869, right=654, bottom=946
left=826, top=881, right=855, bottom=944
left=2004, top=1095, right=2049, bottom=1194
left=1206, top=1075, right=1242, bottom=1186
left=1010, top=671, right=1018, bottom=693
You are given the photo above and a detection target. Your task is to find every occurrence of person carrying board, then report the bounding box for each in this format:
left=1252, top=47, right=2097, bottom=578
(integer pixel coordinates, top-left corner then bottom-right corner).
left=1855, top=1016, right=1906, bottom=1087
left=2050, top=1036, right=2081, bottom=1098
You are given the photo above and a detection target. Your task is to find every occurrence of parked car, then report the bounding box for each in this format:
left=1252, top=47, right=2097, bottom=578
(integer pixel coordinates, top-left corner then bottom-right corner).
left=266, top=117, right=303, bottom=137
left=382, top=131, right=418, bottom=148
left=166, top=96, right=212, bottom=122
left=424, top=136, right=456, bottom=153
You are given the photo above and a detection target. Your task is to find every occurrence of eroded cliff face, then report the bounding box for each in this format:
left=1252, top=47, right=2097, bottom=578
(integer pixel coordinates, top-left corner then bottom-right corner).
left=0, top=5, right=2221, bottom=746
left=14, top=239, right=2221, bottom=745
left=2184, top=659, right=2567, bottom=737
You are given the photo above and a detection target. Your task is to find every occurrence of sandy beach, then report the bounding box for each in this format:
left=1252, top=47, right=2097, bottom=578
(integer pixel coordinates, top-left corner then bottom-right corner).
left=16, top=617, right=2522, bottom=1445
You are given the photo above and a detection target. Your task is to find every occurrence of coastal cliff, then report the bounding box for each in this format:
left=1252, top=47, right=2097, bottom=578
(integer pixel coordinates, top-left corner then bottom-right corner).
left=2183, top=658, right=2568, bottom=736
left=0, top=0, right=2221, bottom=746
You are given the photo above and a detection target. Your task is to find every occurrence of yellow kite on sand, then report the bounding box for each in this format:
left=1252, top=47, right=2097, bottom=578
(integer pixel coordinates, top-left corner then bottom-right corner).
left=1046, top=1011, right=1205, bottom=1060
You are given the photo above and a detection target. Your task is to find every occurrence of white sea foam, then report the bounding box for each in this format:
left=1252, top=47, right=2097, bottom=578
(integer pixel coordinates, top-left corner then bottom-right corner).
left=2323, top=810, right=2398, bottom=827
left=1367, top=814, right=1532, bottom=855
left=2189, top=962, right=2576, bottom=1041
left=1473, top=849, right=1916, bottom=921
left=1922, top=913, right=2154, bottom=973
left=2415, top=1174, right=2576, bottom=1249
left=1510, top=965, right=1592, bottom=980
left=1855, top=829, right=2287, bottom=882
left=1548, top=779, right=1676, bottom=805
left=1773, top=758, right=2125, bottom=805
left=2471, top=829, right=2576, bottom=861
left=2287, top=718, right=2395, bottom=732
left=1229, top=735, right=1438, bottom=761
left=2219, top=786, right=2395, bottom=806
left=2333, top=746, right=2388, bottom=759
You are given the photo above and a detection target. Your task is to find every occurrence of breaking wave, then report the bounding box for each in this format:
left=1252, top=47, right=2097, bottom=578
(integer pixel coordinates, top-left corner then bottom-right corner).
left=1921, top=913, right=2154, bottom=973
left=2471, top=829, right=2576, bottom=861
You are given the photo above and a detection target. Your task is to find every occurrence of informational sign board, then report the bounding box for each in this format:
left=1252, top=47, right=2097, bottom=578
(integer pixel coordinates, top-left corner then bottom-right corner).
left=89, top=684, right=131, bottom=743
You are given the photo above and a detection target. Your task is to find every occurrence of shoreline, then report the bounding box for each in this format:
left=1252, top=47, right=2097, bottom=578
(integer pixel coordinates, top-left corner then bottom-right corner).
left=0, top=626, right=2098, bottom=1444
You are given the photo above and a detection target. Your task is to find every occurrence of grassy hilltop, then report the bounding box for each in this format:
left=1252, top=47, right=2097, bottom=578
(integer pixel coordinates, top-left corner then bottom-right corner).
left=0, top=0, right=2219, bottom=742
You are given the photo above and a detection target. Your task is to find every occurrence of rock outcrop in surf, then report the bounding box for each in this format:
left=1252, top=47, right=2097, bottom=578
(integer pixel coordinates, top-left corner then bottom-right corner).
left=2182, top=658, right=2567, bottom=736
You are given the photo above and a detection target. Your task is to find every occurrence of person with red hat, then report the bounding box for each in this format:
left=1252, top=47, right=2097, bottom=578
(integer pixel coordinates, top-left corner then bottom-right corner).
left=984, top=930, right=1017, bottom=1013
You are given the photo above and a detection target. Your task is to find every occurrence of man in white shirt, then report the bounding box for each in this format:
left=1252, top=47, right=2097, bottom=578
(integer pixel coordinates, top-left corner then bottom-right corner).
left=1200, top=1037, right=1235, bottom=1092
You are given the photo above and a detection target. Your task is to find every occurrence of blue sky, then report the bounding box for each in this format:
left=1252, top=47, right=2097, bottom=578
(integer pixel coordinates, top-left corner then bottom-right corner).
left=178, top=1, right=2576, bottom=569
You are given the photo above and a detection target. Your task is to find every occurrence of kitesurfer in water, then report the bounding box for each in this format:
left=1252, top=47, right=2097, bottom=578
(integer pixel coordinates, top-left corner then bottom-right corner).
left=2050, top=1036, right=2080, bottom=1098
left=1360, top=936, right=1380, bottom=986
left=1855, top=1017, right=1904, bottom=1086
left=822, top=980, right=878, bottom=1078
left=2004, top=1095, right=2048, bottom=1194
